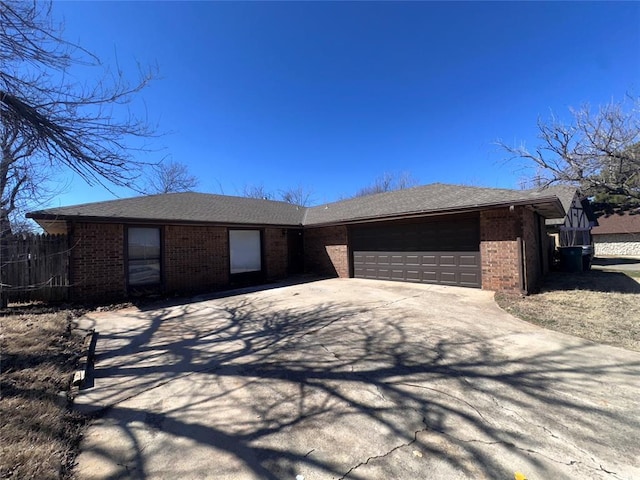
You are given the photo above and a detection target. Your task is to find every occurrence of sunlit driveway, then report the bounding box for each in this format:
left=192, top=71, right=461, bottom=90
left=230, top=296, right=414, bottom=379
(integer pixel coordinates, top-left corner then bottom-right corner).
left=74, top=279, right=640, bottom=479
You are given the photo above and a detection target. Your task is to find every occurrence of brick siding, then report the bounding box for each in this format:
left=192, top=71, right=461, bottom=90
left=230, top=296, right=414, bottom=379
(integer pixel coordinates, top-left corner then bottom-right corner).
left=70, top=208, right=548, bottom=302
left=163, top=225, right=229, bottom=294
left=480, top=208, right=522, bottom=293
left=70, top=222, right=126, bottom=303
left=480, top=207, right=546, bottom=293
left=70, top=223, right=296, bottom=303
left=304, top=226, right=349, bottom=278
left=264, top=227, right=288, bottom=280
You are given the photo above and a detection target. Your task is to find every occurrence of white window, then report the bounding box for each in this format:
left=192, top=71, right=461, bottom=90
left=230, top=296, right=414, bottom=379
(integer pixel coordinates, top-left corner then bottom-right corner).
left=128, top=227, right=161, bottom=286
left=229, top=230, right=261, bottom=274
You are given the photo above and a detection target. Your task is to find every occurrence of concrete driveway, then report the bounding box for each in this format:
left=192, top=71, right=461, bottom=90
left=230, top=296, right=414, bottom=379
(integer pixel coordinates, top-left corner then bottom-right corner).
left=74, top=279, right=640, bottom=480
left=592, top=256, right=640, bottom=272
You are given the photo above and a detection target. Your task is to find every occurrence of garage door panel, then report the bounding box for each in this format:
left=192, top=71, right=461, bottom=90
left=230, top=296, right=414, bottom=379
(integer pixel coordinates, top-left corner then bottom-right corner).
left=376, top=255, right=391, bottom=265
left=460, top=272, right=480, bottom=286
left=353, top=251, right=481, bottom=288
left=440, top=271, right=457, bottom=284
left=440, top=255, right=456, bottom=266
left=459, top=255, right=479, bottom=267
left=365, top=254, right=378, bottom=264
left=391, top=255, right=404, bottom=265
left=406, top=270, right=421, bottom=281
left=422, top=270, right=438, bottom=282
left=375, top=269, right=391, bottom=279
left=405, top=255, right=420, bottom=265
left=391, top=269, right=406, bottom=281
left=421, top=255, right=437, bottom=266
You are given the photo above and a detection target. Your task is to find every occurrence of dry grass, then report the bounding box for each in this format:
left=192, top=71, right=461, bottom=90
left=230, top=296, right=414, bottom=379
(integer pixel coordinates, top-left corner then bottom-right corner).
left=496, top=270, right=640, bottom=352
left=0, top=309, right=86, bottom=479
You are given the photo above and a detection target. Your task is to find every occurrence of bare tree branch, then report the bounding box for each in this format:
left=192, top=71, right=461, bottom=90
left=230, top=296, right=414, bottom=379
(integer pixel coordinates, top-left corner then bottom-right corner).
left=279, top=186, right=313, bottom=206
left=353, top=171, right=418, bottom=197
left=145, top=160, right=198, bottom=194
left=0, top=0, right=158, bottom=234
left=242, top=184, right=274, bottom=201
left=498, top=98, right=640, bottom=201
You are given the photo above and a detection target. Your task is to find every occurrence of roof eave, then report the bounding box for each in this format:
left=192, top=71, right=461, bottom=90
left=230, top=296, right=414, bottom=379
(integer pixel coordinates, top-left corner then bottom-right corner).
left=32, top=218, right=69, bottom=235
left=27, top=213, right=303, bottom=229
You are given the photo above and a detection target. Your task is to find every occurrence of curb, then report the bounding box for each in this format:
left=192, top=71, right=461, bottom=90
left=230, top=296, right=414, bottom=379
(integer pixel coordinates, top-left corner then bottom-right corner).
left=70, top=328, right=97, bottom=397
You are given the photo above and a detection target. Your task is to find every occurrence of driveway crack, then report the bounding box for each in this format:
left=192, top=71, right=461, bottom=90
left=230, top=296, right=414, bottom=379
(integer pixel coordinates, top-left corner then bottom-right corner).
left=393, top=381, right=492, bottom=424
left=338, top=417, right=428, bottom=480
left=433, top=428, right=624, bottom=479
left=488, top=396, right=623, bottom=477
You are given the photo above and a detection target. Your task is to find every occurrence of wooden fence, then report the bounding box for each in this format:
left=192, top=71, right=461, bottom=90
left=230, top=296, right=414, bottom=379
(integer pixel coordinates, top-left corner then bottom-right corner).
left=1, top=234, right=70, bottom=303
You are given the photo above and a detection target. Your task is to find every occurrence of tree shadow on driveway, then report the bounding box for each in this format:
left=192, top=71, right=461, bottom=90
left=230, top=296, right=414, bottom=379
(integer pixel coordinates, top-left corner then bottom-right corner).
left=74, top=282, right=640, bottom=479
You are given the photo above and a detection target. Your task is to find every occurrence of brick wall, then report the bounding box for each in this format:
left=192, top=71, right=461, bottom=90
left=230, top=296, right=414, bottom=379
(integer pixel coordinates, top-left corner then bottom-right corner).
left=264, top=227, right=288, bottom=280
left=70, top=222, right=126, bottom=303
left=69, top=223, right=298, bottom=303
left=304, top=226, right=349, bottom=277
left=164, top=225, right=229, bottom=294
left=480, top=207, right=547, bottom=294
left=480, top=208, right=522, bottom=293
left=69, top=210, right=549, bottom=302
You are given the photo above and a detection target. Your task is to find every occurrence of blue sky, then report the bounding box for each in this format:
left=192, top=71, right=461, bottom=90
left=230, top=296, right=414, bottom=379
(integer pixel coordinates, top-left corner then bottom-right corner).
left=49, top=1, right=640, bottom=207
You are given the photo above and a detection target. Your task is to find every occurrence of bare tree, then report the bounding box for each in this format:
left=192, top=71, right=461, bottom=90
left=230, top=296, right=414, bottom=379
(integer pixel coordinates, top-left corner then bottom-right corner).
left=1, top=1, right=157, bottom=306
left=498, top=98, right=640, bottom=201
left=242, top=183, right=314, bottom=206
left=353, top=171, right=418, bottom=197
left=279, top=186, right=313, bottom=206
left=1, top=1, right=157, bottom=234
left=145, top=160, right=198, bottom=194
left=242, top=184, right=274, bottom=200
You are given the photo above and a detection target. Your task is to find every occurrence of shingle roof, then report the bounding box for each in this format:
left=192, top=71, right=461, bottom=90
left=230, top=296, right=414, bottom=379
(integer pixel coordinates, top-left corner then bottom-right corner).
left=591, top=210, right=640, bottom=235
left=28, top=183, right=568, bottom=231
left=535, top=185, right=581, bottom=226
left=538, top=185, right=579, bottom=215
left=29, top=192, right=306, bottom=226
left=303, top=183, right=566, bottom=225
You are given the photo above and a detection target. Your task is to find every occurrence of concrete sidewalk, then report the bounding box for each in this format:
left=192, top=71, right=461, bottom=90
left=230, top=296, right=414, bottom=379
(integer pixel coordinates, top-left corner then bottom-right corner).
left=74, top=279, right=640, bottom=479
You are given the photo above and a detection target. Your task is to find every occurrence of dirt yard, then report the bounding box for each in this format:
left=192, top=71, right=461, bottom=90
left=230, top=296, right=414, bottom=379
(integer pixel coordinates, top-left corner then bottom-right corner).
left=496, top=270, right=640, bottom=352
left=0, top=308, right=86, bottom=479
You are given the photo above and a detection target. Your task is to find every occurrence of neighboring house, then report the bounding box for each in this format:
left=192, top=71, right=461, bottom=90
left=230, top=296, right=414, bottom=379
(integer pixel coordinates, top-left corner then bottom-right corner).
left=543, top=185, right=595, bottom=249
left=591, top=210, right=640, bottom=256
left=27, top=183, right=569, bottom=303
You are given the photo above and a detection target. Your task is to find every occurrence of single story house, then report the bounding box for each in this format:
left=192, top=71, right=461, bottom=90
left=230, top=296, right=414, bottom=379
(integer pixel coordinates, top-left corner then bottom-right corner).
left=27, top=183, right=570, bottom=303
left=591, top=210, right=640, bottom=256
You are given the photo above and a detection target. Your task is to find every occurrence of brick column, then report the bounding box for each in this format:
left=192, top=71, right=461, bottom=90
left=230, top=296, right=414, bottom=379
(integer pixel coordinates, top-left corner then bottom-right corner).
left=480, top=208, right=522, bottom=293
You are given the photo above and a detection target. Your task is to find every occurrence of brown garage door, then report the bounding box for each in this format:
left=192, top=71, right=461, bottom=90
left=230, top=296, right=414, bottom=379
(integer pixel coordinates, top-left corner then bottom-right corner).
left=351, top=216, right=481, bottom=288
